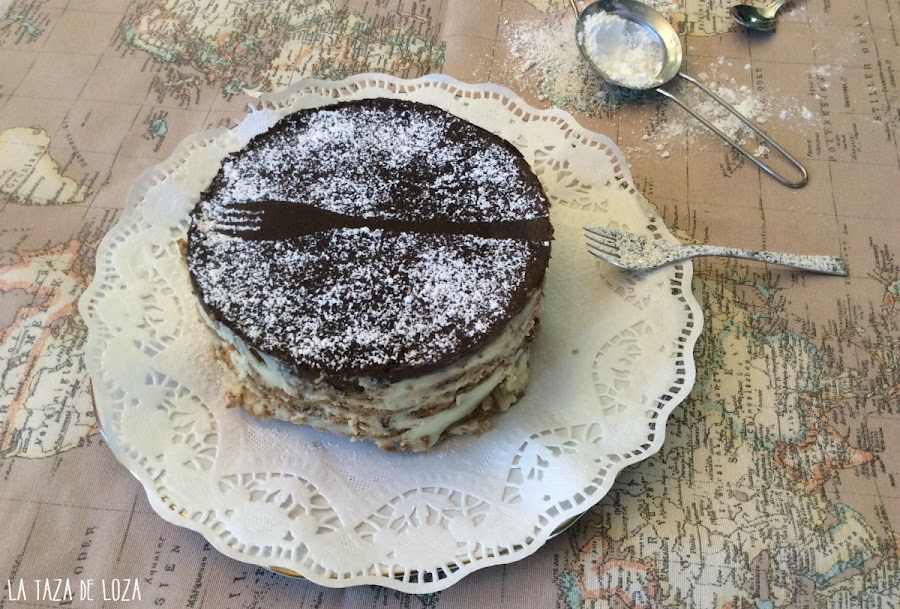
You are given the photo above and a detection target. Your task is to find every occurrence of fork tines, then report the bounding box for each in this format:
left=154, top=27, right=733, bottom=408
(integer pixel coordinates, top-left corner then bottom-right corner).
left=213, top=205, right=262, bottom=233
left=584, top=227, right=620, bottom=262
left=584, top=226, right=618, bottom=239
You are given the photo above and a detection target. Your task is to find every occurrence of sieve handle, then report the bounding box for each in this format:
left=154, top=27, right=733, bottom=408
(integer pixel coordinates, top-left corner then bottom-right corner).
left=657, top=73, right=809, bottom=188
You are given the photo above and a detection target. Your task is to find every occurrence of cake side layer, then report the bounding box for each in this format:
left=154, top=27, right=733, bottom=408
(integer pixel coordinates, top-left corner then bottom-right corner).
left=199, top=289, right=543, bottom=451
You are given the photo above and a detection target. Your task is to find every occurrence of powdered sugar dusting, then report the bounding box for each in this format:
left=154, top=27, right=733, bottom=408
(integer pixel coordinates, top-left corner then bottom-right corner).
left=205, top=102, right=546, bottom=223
left=626, top=64, right=773, bottom=159
left=188, top=99, right=552, bottom=382
left=506, top=15, right=610, bottom=111
left=190, top=229, right=538, bottom=375
left=504, top=16, right=823, bottom=162
left=580, top=11, right=665, bottom=89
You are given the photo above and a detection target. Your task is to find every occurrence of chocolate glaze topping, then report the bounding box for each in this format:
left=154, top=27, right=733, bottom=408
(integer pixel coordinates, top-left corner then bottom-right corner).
left=188, top=98, right=552, bottom=389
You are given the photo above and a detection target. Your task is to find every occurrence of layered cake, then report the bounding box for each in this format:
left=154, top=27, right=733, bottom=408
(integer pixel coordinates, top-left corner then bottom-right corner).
left=187, top=98, right=552, bottom=451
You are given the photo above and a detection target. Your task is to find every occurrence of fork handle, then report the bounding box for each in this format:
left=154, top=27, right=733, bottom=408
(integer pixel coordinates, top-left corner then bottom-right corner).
left=680, top=244, right=848, bottom=276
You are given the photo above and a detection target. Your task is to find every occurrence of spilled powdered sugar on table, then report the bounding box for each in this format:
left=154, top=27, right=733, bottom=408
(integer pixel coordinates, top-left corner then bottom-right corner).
left=503, top=10, right=824, bottom=160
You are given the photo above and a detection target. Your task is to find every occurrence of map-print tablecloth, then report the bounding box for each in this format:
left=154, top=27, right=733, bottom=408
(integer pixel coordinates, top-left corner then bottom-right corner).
left=1, top=0, right=898, bottom=607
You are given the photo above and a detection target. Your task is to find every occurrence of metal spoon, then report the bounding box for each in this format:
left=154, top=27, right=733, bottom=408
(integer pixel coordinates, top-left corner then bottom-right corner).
left=729, top=0, right=790, bottom=32
left=572, top=0, right=808, bottom=188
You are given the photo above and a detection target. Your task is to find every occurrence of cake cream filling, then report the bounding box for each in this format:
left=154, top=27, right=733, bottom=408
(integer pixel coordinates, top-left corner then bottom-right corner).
left=199, top=290, right=542, bottom=451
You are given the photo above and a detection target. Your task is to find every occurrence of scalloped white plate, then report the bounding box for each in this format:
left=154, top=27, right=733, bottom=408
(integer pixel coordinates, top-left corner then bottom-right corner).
left=80, top=74, right=702, bottom=593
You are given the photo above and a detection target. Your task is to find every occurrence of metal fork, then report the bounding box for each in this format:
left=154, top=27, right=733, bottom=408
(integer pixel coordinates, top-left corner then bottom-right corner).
left=585, top=226, right=848, bottom=276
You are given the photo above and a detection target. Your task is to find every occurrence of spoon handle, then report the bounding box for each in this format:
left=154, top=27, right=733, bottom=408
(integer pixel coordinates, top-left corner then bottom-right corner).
left=769, top=0, right=790, bottom=12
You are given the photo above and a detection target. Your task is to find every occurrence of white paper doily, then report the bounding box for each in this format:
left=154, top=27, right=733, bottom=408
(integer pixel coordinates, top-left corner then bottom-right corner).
left=79, top=74, right=702, bottom=592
